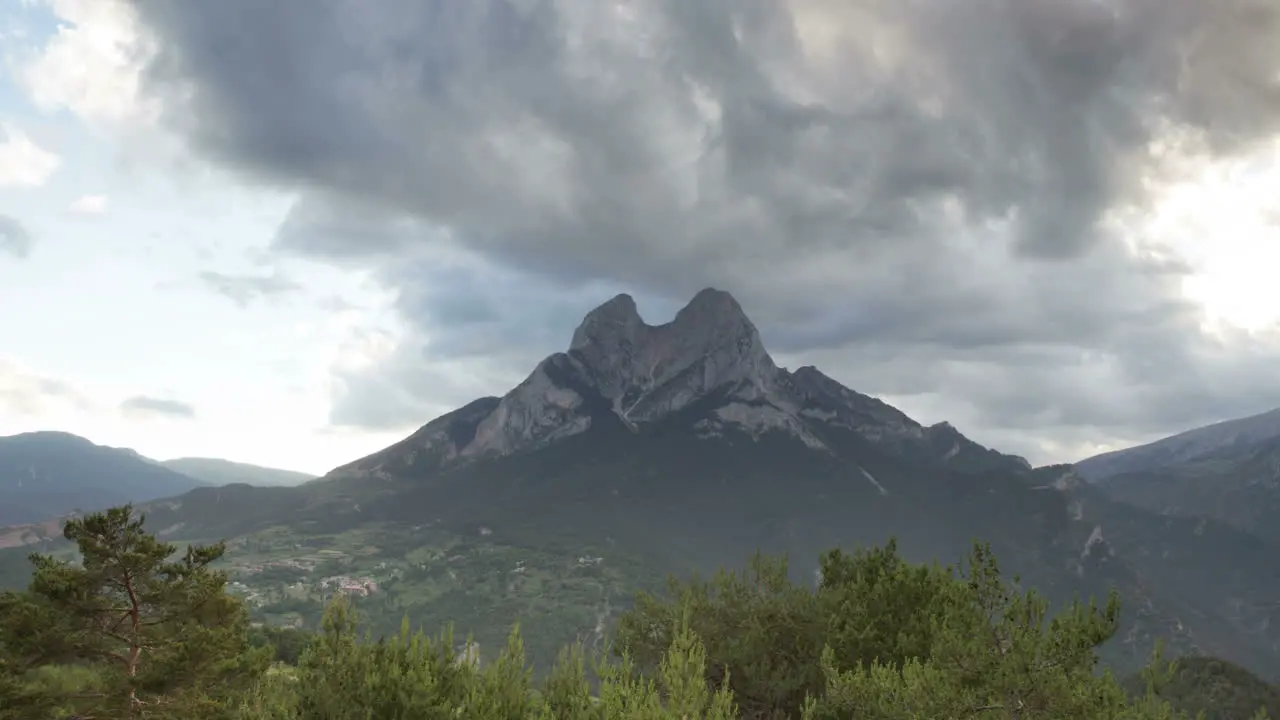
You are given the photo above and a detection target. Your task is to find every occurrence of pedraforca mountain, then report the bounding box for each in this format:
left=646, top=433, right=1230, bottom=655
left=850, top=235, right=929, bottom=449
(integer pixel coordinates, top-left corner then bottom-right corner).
left=330, top=288, right=1027, bottom=481
left=116, top=288, right=1280, bottom=681
left=568, top=288, right=779, bottom=425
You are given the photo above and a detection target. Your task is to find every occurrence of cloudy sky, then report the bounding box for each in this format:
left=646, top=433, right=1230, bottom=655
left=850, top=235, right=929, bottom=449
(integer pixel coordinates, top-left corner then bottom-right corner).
left=1, top=0, right=1278, bottom=474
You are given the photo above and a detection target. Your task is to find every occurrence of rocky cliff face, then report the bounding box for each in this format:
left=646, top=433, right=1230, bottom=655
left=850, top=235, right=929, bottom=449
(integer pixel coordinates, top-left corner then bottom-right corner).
left=329, top=287, right=1029, bottom=482
left=569, top=289, right=781, bottom=424
left=456, top=288, right=785, bottom=460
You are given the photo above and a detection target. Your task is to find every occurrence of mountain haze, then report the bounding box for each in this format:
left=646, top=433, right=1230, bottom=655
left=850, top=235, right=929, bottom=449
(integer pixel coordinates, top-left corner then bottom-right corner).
left=0, top=433, right=316, bottom=528
left=8, top=290, right=1280, bottom=677
left=0, top=431, right=208, bottom=525
left=160, top=458, right=315, bottom=487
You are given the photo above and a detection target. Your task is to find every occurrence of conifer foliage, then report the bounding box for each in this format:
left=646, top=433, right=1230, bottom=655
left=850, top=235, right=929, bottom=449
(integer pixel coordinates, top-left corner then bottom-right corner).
left=0, top=505, right=269, bottom=719
left=2, top=505, right=1276, bottom=719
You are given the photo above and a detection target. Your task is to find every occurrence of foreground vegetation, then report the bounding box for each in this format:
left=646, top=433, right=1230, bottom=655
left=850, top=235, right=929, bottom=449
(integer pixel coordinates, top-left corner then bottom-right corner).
left=1, top=506, right=1275, bottom=719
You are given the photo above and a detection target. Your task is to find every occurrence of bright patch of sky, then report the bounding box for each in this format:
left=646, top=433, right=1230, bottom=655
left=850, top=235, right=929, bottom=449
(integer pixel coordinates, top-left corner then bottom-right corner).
left=0, top=0, right=406, bottom=474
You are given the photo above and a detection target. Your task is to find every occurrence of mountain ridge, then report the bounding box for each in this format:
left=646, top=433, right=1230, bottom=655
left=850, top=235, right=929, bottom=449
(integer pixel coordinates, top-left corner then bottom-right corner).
left=1076, top=408, right=1280, bottom=482
left=289, top=289, right=1277, bottom=675
left=0, top=431, right=207, bottom=526
left=328, top=288, right=1031, bottom=483
left=0, top=431, right=317, bottom=527
left=1077, top=409, right=1280, bottom=544
left=5, top=289, right=1279, bottom=678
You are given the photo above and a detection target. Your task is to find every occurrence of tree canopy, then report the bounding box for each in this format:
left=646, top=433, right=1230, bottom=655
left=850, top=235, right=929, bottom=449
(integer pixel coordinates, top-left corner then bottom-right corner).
left=0, top=506, right=270, bottom=719
left=3, top=505, right=1275, bottom=719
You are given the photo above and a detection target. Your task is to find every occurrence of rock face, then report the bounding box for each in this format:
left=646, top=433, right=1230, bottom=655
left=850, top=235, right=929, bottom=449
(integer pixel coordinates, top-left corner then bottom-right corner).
left=568, top=289, right=780, bottom=426
left=331, top=287, right=1029, bottom=480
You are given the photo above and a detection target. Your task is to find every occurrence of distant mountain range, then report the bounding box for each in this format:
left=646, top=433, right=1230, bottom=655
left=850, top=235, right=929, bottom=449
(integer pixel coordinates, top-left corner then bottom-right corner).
left=157, top=457, right=315, bottom=488
left=0, top=431, right=314, bottom=527
left=2, top=289, right=1278, bottom=679
left=1078, top=408, right=1280, bottom=544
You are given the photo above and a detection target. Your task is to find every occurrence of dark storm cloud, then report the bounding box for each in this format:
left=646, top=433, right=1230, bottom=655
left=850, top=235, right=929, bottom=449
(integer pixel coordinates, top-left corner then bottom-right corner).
left=199, top=270, right=300, bottom=307
left=123, top=0, right=1280, bottom=456
left=380, top=258, right=671, bottom=358
left=120, top=395, right=196, bottom=420
left=273, top=195, right=431, bottom=263
left=0, top=215, right=33, bottom=258
left=129, top=0, right=1280, bottom=272
left=793, top=323, right=1280, bottom=462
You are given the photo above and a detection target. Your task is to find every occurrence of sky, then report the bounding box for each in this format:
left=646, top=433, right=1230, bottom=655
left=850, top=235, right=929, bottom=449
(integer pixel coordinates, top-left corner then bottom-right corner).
left=0, top=0, right=1278, bottom=475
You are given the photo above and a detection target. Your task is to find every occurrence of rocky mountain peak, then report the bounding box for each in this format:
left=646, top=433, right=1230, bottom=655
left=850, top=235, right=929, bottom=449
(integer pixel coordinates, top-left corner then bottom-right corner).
left=672, top=287, right=750, bottom=329
left=570, top=288, right=761, bottom=362
left=362, top=288, right=786, bottom=467
left=569, top=293, right=643, bottom=351
left=332, top=287, right=1016, bottom=477
left=565, top=288, right=778, bottom=422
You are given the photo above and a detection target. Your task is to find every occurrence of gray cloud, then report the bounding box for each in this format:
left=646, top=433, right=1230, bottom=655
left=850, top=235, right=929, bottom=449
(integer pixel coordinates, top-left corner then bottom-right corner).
left=0, top=361, right=91, bottom=417
left=120, top=395, right=196, bottom=420
left=126, top=0, right=1280, bottom=459
left=327, top=257, right=674, bottom=429
left=199, top=270, right=300, bottom=306
left=788, top=324, right=1280, bottom=463
left=0, top=215, right=33, bottom=258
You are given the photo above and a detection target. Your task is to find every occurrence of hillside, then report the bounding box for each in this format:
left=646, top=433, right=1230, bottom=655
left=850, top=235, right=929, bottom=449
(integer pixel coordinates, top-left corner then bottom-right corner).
left=160, top=457, right=315, bottom=487
left=1124, top=655, right=1280, bottom=720
left=0, top=435, right=313, bottom=532
left=4, top=289, right=1279, bottom=678
left=1076, top=409, right=1280, bottom=481
left=1077, top=411, right=1280, bottom=544
left=0, top=431, right=207, bottom=526
left=4, top=504, right=1228, bottom=720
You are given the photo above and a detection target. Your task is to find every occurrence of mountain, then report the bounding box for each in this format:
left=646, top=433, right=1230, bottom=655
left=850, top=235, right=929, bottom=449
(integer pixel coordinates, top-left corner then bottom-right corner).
left=1076, top=409, right=1280, bottom=481
left=0, top=431, right=208, bottom=526
left=325, top=289, right=1026, bottom=482
left=1076, top=409, right=1280, bottom=544
left=5, top=289, right=1280, bottom=678
left=160, top=458, right=315, bottom=487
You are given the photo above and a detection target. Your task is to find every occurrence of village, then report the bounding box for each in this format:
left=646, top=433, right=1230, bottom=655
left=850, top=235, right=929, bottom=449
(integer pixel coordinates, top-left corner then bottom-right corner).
left=224, top=553, right=384, bottom=607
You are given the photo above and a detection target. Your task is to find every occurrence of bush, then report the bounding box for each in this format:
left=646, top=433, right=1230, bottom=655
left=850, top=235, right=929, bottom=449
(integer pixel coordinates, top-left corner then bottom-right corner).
left=231, top=596, right=736, bottom=720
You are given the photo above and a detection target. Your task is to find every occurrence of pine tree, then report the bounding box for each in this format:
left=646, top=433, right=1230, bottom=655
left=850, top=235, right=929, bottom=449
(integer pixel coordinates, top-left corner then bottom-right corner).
left=801, top=542, right=1189, bottom=720
left=0, top=505, right=269, bottom=719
